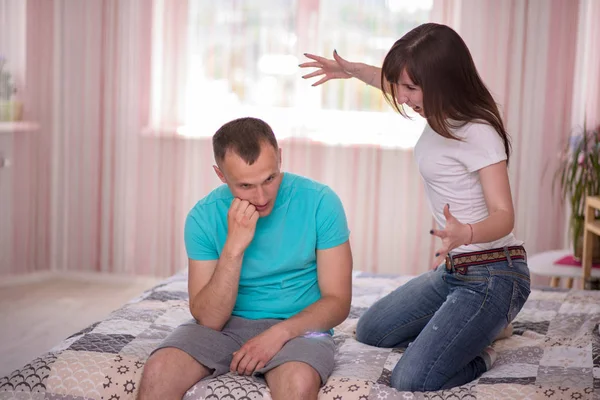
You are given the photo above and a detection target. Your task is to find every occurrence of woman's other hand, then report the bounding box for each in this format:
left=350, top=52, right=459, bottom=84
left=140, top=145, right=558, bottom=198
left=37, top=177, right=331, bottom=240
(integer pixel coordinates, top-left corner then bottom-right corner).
left=430, top=204, right=472, bottom=269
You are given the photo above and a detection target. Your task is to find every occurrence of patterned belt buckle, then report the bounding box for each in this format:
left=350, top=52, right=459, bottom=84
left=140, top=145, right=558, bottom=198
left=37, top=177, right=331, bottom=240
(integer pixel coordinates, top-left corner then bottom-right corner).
left=445, top=255, right=452, bottom=272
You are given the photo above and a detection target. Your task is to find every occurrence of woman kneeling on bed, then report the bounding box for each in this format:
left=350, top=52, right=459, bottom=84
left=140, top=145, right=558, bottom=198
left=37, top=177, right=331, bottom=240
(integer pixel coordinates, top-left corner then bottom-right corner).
left=300, top=23, right=531, bottom=392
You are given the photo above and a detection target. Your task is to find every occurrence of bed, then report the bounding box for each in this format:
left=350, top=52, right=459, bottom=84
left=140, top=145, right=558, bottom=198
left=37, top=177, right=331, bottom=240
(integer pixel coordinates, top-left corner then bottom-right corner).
left=1, top=270, right=599, bottom=400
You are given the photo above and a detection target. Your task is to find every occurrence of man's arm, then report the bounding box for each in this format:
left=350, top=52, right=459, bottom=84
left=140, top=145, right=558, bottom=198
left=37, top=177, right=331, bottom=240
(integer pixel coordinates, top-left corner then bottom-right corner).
left=187, top=199, right=259, bottom=331
left=229, top=240, right=353, bottom=375
left=187, top=250, right=243, bottom=331
left=273, top=240, right=353, bottom=340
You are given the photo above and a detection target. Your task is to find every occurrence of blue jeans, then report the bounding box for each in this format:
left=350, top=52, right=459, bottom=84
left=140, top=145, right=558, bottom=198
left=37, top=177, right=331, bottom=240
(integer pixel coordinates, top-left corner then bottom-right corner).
left=355, top=249, right=531, bottom=392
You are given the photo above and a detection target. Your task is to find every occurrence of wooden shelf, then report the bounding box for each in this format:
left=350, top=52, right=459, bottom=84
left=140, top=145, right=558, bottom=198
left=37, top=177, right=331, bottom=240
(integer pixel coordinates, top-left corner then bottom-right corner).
left=587, top=196, right=600, bottom=210
left=582, top=196, right=600, bottom=289
left=0, top=122, right=40, bottom=133
left=586, top=220, right=600, bottom=237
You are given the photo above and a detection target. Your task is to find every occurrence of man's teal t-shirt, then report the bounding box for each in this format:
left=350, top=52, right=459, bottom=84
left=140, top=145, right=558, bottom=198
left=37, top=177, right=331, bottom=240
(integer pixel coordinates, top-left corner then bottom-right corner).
left=184, top=173, right=350, bottom=320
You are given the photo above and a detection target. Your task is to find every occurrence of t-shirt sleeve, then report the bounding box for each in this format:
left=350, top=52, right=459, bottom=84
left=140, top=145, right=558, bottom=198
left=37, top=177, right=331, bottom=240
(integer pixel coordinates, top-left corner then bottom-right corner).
left=316, top=186, right=350, bottom=250
left=184, top=208, right=219, bottom=260
left=460, top=123, right=507, bottom=172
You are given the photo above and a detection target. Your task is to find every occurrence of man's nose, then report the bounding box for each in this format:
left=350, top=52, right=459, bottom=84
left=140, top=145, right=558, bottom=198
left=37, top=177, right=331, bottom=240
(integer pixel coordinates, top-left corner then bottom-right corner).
left=255, top=187, right=267, bottom=205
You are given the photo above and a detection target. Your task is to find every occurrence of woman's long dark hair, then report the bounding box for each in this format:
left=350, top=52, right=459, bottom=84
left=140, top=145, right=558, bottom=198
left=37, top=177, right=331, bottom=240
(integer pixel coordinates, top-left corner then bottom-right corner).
left=381, top=23, right=511, bottom=164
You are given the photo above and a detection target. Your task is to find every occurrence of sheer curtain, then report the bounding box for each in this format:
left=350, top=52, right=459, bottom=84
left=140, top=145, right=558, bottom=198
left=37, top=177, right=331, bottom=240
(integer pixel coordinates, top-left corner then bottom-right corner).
left=572, top=0, right=600, bottom=130
left=0, top=0, right=27, bottom=274
left=16, top=0, right=154, bottom=276
left=174, top=0, right=436, bottom=276
left=3, top=0, right=597, bottom=279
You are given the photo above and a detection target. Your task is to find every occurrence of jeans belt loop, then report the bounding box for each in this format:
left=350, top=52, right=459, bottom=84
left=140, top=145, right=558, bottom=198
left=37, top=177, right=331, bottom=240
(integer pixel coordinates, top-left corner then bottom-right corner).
left=447, top=254, right=470, bottom=275
left=503, top=246, right=513, bottom=268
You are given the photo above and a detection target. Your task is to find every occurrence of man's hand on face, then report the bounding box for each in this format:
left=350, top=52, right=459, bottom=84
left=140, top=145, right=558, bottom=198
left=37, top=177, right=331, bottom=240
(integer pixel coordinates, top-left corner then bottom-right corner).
left=224, top=198, right=259, bottom=257
left=230, top=326, right=289, bottom=376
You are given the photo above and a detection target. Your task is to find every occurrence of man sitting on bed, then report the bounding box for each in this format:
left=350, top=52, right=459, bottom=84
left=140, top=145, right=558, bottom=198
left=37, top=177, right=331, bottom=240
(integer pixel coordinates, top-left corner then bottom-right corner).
left=137, top=117, right=353, bottom=400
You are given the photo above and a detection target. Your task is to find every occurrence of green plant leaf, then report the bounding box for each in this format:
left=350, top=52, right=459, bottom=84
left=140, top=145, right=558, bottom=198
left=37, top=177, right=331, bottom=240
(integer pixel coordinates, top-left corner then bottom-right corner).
left=553, top=125, right=600, bottom=248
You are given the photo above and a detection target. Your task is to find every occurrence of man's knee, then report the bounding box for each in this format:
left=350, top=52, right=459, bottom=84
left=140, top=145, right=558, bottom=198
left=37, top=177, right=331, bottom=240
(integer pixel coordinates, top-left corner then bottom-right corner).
left=267, top=362, right=321, bottom=398
left=138, top=347, right=209, bottom=399
left=140, top=348, right=176, bottom=383
left=287, top=364, right=321, bottom=394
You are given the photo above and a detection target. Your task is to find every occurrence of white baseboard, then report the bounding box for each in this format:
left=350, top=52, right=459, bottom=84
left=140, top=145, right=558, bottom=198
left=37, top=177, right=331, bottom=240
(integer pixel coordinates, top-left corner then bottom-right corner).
left=0, top=271, right=161, bottom=288
left=0, top=271, right=55, bottom=287
left=55, top=271, right=161, bottom=286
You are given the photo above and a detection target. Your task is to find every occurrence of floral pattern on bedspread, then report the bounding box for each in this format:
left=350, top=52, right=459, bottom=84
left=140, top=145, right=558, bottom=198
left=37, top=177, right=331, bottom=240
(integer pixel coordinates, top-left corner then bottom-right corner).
left=1, top=271, right=599, bottom=400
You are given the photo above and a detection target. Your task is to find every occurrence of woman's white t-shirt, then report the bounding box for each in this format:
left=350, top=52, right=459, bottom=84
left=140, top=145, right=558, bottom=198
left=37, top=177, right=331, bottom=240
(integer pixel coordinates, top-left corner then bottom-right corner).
left=414, top=121, right=523, bottom=253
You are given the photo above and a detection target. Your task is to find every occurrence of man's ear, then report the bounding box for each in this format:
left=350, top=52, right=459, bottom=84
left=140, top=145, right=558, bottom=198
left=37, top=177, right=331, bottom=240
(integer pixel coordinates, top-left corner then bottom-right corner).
left=278, top=148, right=282, bottom=169
left=213, top=165, right=227, bottom=183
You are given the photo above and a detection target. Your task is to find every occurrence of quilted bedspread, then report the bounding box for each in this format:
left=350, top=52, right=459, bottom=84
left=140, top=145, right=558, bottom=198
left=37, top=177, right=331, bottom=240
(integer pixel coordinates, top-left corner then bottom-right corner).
left=1, top=271, right=600, bottom=400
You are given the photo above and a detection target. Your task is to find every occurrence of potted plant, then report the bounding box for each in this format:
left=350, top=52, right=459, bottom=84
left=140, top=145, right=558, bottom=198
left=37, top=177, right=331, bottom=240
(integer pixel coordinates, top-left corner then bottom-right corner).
left=555, top=123, right=600, bottom=262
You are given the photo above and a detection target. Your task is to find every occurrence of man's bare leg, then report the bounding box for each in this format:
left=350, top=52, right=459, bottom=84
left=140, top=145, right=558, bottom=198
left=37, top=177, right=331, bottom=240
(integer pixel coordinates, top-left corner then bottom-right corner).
left=265, top=361, right=321, bottom=400
left=137, top=348, right=211, bottom=400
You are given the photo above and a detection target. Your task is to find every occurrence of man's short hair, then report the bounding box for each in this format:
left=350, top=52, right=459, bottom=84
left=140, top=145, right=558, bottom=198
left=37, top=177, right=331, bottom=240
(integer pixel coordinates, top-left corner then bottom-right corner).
left=212, top=117, right=279, bottom=165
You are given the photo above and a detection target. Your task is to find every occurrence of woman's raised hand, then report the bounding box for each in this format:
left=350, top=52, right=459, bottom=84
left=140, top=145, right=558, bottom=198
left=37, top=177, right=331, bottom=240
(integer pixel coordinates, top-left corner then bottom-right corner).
left=299, top=50, right=356, bottom=86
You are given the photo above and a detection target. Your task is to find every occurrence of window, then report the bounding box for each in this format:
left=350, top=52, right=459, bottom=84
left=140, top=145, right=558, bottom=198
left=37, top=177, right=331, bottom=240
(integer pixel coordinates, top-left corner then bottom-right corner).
left=178, top=0, right=432, bottom=148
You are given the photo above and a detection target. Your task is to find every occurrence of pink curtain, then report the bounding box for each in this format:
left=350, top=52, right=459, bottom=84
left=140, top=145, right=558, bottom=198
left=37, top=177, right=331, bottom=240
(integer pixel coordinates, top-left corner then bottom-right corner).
left=7, top=0, right=220, bottom=278
left=0, top=0, right=28, bottom=273
left=5, top=0, right=437, bottom=278
left=572, top=0, right=600, bottom=130
left=9, top=0, right=158, bottom=276
left=7, top=0, right=55, bottom=275
left=3, top=0, right=599, bottom=279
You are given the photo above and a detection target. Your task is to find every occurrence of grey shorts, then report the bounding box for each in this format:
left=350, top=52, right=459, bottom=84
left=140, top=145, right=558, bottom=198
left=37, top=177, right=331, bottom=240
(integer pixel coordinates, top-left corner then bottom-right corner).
left=153, top=316, right=336, bottom=385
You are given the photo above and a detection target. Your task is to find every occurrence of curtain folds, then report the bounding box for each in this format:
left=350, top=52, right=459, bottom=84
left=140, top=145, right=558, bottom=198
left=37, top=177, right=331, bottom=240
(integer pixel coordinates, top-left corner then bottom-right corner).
left=2, top=0, right=597, bottom=278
